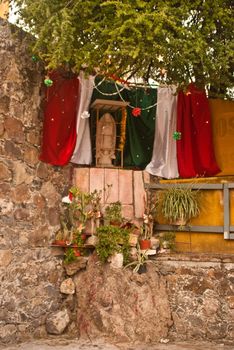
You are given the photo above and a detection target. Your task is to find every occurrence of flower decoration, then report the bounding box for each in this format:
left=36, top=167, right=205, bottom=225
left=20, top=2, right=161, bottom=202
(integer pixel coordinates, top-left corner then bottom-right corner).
left=132, top=107, right=141, bottom=117
left=32, top=54, right=39, bottom=62
left=44, top=77, right=53, bottom=87
left=81, top=111, right=90, bottom=119
left=62, top=195, right=72, bottom=204
left=173, top=131, right=182, bottom=140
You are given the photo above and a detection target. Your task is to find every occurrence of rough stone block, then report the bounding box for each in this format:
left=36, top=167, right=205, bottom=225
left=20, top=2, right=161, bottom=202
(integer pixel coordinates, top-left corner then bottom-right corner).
left=4, top=117, right=24, bottom=143
left=63, top=258, right=88, bottom=276
left=0, top=162, right=12, bottom=182
left=0, top=324, right=17, bottom=343
left=60, top=278, right=75, bottom=295
left=46, top=309, right=70, bottom=335
left=0, top=249, right=13, bottom=267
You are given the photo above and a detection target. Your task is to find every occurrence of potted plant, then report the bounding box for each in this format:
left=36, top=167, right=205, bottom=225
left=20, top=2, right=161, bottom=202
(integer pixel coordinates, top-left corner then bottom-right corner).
left=96, top=225, right=130, bottom=265
left=53, top=217, right=72, bottom=246
left=161, top=185, right=200, bottom=226
left=125, top=243, right=156, bottom=274
left=159, top=231, right=176, bottom=250
left=139, top=221, right=152, bottom=250
left=138, top=189, right=159, bottom=250
left=104, top=201, right=123, bottom=226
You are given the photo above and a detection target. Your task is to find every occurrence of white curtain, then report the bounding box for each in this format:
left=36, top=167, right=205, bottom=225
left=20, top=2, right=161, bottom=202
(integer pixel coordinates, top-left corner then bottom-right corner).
left=71, top=72, right=94, bottom=164
left=145, top=86, right=179, bottom=179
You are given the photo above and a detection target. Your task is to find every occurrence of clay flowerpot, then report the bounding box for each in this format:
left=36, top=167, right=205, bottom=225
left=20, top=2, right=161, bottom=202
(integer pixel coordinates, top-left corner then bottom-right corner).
left=53, top=240, right=69, bottom=247
left=139, top=239, right=151, bottom=250
left=73, top=247, right=81, bottom=257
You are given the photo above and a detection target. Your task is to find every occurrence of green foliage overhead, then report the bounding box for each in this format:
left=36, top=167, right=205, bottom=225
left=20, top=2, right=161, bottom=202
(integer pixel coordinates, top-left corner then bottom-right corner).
left=9, top=0, right=234, bottom=98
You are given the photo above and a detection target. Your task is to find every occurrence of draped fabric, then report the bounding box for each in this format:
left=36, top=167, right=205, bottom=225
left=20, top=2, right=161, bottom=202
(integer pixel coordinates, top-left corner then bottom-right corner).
left=145, top=86, right=179, bottom=179
left=122, top=87, right=157, bottom=168
left=90, top=78, right=157, bottom=168
left=177, top=83, right=220, bottom=178
left=71, top=72, right=95, bottom=164
left=39, top=72, right=79, bottom=166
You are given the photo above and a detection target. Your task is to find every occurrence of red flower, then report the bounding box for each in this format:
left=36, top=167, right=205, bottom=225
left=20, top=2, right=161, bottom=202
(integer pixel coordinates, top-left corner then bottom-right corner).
left=132, top=107, right=141, bottom=117
left=68, top=192, right=73, bottom=201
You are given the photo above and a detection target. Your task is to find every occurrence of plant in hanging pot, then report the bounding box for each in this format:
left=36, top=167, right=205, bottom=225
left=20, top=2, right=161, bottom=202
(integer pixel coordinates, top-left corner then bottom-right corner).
left=161, top=185, right=200, bottom=226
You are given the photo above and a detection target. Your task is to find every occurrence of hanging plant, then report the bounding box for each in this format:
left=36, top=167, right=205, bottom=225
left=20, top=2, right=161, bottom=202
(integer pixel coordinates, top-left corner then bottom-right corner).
left=161, top=185, right=200, bottom=225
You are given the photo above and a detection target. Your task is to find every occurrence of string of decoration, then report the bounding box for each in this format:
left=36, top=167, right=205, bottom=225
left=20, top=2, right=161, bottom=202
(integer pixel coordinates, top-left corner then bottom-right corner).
left=119, top=108, right=127, bottom=151
left=114, top=82, right=158, bottom=111
left=94, top=80, right=126, bottom=96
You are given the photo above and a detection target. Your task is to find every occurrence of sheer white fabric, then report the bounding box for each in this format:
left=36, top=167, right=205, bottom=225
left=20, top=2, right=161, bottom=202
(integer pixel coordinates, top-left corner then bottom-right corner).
left=145, top=86, right=179, bottom=179
left=71, top=72, right=94, bottom=164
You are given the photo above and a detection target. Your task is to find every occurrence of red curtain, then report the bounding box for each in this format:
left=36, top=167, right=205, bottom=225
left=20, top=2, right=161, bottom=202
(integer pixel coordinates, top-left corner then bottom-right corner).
left=177, top=84, right=220, bottom=178
left=39, top=72, right=80, bottom=166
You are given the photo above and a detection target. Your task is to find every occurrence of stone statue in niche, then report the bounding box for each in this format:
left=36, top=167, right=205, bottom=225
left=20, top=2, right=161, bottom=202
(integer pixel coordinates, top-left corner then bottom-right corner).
left=96, top=112, right=116, bottom=167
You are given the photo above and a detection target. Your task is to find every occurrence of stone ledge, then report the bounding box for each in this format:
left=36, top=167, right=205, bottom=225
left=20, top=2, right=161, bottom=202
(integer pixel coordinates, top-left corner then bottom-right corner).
left=155, top=252, right=234, bottom=263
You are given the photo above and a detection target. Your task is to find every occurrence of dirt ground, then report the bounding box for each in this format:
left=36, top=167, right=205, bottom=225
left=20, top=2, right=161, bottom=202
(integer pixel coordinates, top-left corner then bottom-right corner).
left=1, top=339, right=233, bottom=350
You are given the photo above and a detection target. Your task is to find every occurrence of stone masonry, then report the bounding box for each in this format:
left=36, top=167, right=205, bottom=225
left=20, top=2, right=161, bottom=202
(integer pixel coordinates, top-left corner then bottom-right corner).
left=0, top=19, right=234, bottom=347
left=0, top=19, right=73, bottom=343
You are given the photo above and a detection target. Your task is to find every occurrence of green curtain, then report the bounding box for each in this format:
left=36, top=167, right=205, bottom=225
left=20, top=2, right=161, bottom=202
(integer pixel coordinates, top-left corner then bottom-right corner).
left=90, top=78, right=157, bottom=169
left=122, top=87, right=157, bottom=168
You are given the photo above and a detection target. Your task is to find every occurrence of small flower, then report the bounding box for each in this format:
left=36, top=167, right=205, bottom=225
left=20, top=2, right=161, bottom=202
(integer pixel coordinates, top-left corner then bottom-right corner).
left=62, top=195, right=72, bottom=204
left=132, top=107, right=141, bottom=117
left=81, top=111, right=90, bottom=119
left=44, top=77, right=53, bottom=87
left=173, top=131, right=182, bottom=140
left=68, top=192, right=73, bottom=201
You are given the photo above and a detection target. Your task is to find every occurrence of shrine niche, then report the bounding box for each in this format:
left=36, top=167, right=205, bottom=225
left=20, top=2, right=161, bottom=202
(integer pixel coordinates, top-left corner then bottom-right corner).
left=96, top=113, right=116, bottom=167
left=90, top=99, right=129, bottom=168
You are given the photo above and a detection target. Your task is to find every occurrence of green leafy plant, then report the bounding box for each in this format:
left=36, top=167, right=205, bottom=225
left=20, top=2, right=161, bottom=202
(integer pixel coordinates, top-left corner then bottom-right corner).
left=125, top=243, right=156, bottom=273
left=96, top=225, right=130, bottom=264
left=64, top=247, right=77, bottom=264
left=159, top=231, right=176, bottom=251
left=161, top=185, right=200, bottom=224
left=104, top=201, right=122, bottom=225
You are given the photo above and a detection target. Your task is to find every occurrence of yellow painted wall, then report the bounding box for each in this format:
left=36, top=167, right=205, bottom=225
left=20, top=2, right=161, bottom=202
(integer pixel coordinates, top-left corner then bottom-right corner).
left=155, top=100, right=234, bottom=254
left=0, top=1, right=9, bottom=19
left=210, top=99, right=234, bottom=176
left=157, top=176, right=234, bottom=254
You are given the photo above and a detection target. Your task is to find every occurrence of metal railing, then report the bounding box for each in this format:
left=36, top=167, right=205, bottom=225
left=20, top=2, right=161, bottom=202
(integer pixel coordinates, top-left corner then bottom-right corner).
left=145, top=183, right=234, bottom=240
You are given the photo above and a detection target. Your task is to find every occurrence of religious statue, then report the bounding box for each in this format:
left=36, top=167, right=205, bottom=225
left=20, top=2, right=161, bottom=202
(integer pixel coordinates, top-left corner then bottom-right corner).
left=96, top=113, right=116, bottom=167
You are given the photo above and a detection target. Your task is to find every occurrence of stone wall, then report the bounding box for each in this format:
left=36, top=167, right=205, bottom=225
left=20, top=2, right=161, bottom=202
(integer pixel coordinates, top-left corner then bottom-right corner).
left=0, top=19, right=234, bottom=347
left=69, top=254, right=234, bottom=345
left=0, top=19, right=73, bottom=343
left=157, top=255, right=234, bottom=343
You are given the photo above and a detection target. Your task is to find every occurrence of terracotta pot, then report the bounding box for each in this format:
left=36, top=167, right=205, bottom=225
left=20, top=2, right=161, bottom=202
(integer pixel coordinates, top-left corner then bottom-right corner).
left=53, top=240, right=69, bottom=247
left=73, top=247, right=81, bottom=257
left=139, top=239, right=151, bottom=250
